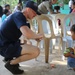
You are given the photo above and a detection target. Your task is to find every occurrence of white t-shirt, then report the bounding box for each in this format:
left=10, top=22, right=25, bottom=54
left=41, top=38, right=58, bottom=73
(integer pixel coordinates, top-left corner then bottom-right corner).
left=69, top=0, right=73, bottom=7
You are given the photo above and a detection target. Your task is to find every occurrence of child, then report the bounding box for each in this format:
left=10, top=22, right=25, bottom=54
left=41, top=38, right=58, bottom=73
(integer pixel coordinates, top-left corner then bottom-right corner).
left=64, top=24, right=75, bottom=71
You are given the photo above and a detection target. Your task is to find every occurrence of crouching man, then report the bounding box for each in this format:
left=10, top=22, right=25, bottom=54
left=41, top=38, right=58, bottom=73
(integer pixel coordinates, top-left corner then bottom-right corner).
left=0, top=1, right=43, bottom=74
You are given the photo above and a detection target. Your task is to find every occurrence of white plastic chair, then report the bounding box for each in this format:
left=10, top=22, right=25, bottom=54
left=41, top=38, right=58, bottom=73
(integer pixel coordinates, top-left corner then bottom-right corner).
left=62, top=13, right=75, bottom=55
left=54, top=13, right=75, bottom=60
left=35, top=14, right=63, bottom=63
left=50, top=14, right=67, bottom=60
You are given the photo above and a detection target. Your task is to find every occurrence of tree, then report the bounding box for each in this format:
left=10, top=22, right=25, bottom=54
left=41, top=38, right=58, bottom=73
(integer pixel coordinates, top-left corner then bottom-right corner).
left=21, top=0, right=42, bottom=5
left=0, top=0, right=18, bottom=11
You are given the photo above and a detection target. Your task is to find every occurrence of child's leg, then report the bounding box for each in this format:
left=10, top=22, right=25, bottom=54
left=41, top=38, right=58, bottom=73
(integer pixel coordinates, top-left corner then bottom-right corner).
left=68, top=57, right=75, bottom=70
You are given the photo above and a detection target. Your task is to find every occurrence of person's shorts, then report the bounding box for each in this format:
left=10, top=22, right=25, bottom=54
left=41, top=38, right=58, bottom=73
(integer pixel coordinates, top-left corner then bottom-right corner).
left=0, top=41, right=22, bottom=58
left=68, top=57, right=75, bottom=68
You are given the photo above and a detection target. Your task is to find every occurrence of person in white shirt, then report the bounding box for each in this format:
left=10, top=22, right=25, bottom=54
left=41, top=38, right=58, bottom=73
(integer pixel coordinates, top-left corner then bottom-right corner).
left=69, top=0, right=73, bottom=13
left=38, top=0, right=57, bottom=14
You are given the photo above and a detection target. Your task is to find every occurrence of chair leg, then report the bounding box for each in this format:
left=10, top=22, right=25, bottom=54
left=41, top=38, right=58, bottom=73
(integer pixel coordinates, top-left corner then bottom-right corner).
left=62, top=40, right=66, bottom=60
left=50, top=40, right=53, bottom=53
left=44, top=38, right=50, bottom=63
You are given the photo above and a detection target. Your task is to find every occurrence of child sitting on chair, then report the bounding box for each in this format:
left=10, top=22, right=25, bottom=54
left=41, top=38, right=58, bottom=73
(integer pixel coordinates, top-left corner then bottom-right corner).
left=64, top=24, right=75, bottom=71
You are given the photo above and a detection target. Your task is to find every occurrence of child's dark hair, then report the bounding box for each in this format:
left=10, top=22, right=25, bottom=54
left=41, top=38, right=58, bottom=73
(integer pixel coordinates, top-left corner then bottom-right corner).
left=70, top=24, right=75, bottom=33
left=3, top=9, right=9, bottom=14
left=54, top=6, right=60, bottom=10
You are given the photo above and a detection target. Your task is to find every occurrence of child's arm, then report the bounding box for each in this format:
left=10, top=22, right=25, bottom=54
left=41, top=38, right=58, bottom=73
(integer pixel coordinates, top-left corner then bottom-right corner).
left=64, top=47, right=74, bottom=57
left=69, top=53, right=75, bottom=58
left=64, top=52, right=71, bottom=57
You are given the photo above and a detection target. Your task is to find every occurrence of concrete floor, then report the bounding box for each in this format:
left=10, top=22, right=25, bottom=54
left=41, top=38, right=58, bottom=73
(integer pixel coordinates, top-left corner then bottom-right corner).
left=0, top=40, right=75, bottom=75
left=0, top=48, right=75, bottom=75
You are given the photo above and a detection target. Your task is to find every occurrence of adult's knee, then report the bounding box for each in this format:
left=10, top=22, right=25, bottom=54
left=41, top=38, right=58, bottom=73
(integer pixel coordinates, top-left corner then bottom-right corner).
left=34, top=47, right=40, bottom=58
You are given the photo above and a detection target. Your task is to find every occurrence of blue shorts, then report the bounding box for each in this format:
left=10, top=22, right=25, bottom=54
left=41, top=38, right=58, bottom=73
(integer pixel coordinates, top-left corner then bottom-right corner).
left=0, top=41, right=22, bottom=58
left=68, top=57, right=75, bottom=68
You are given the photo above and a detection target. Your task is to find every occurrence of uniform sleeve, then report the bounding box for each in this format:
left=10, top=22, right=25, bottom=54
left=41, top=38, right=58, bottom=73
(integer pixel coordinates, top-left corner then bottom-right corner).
left=13, top=13, right=30, bottom=29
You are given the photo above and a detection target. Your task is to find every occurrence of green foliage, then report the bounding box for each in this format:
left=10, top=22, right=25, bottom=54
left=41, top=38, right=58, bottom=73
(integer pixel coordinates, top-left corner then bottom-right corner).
left=0, top=0, right=18, bottom=9
left=63, top=0, right=69, bottom=4
left=21, top=0, right=70, bottom=5
left=58, top=0, right=69, bottom=4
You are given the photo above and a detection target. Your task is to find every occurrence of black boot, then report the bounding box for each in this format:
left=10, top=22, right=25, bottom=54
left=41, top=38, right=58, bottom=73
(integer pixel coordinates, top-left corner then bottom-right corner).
left=3, top=58, right=20, bottom=67
left=5, top=61, right=24, bottom=74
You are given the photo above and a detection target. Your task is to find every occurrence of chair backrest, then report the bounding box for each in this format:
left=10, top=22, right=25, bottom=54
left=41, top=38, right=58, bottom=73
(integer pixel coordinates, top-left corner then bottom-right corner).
left=46, top=14, right=58, bottom=34
left=47, top=14, right=67, bottom=36
left=35, top=14, right=55, bottom=38
left=54, top=14, right=67, bottom=37
left=63, top=13, right=75, bottom=37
